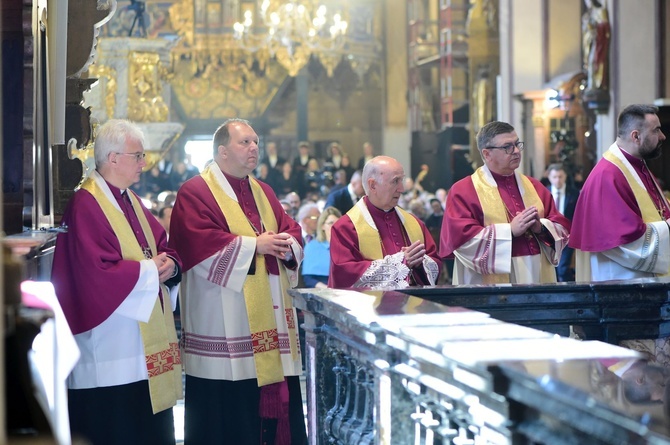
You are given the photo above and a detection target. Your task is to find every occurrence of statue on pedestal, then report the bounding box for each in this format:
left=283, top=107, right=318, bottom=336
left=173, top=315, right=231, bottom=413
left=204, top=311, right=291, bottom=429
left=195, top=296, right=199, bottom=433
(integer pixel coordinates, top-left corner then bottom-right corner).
left=581, top=0, right=611, bottom=112
left=472, top=66, right=493, bottom=135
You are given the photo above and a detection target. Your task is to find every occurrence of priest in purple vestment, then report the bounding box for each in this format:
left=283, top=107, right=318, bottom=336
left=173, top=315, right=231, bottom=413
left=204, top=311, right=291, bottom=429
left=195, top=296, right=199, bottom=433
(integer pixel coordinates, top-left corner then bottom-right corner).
left=440, top=121, right=570, bottom=285
left=51, top=119, right=182, bottom=445
left=329, top=155, right=441, bottom=289
left=570, top=104, right=669, bottom=282
left=168, top=118, right=307, bottom=445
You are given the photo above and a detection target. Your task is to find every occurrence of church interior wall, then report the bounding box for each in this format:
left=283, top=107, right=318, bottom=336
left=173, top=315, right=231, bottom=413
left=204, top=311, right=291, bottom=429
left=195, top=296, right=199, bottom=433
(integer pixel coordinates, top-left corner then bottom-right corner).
left=546, top=0, right=582, bottom=82
left=612, top=0, right=658, bottom=110
left=507, top=0, right=546, bottom=176
left=379, top=0, right=411, bottom=172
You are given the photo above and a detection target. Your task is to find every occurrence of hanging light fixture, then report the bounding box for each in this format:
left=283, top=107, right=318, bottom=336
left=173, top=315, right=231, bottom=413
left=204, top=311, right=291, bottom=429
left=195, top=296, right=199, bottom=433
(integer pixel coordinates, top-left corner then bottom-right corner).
left=233, top=0, right=348, bottom=76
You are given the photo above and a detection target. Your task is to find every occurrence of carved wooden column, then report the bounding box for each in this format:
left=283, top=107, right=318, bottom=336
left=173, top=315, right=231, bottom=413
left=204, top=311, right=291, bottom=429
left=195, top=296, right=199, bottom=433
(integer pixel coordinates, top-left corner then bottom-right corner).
left=50, top=0, right=116, bottom=226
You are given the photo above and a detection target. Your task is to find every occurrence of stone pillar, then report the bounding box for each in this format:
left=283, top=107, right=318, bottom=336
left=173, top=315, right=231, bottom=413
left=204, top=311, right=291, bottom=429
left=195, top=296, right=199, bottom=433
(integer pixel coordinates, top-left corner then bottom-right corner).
left=382, top=0, right=411, bottom=168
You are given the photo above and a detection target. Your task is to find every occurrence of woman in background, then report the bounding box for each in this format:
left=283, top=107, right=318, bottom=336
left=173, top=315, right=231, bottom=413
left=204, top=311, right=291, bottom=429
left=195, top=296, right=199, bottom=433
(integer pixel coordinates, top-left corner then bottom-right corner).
left=301, top=207, right=342, bottom=288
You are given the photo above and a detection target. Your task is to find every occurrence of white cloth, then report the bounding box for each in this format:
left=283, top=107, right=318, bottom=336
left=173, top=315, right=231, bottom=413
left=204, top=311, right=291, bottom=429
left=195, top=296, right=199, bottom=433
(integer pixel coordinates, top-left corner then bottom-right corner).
left=551, top=185, right=565, bottom=214
left=68, top=259, right=178, bottom=388
left=23, top=281, right=80, bottom=445
left=452, top=225, right=556, bottom=285
left=181, top=254, right=303, bottom=380
left=579, top=221, right=670, bottom=282
left=452, top=220, right=565, bottom=285
left=179, top=167, right=303, bottom=381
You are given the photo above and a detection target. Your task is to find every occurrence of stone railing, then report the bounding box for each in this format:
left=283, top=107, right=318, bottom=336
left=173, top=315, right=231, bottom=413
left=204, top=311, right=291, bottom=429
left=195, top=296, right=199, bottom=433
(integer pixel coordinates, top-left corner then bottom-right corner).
left=291, top=280, right=670, bottom=444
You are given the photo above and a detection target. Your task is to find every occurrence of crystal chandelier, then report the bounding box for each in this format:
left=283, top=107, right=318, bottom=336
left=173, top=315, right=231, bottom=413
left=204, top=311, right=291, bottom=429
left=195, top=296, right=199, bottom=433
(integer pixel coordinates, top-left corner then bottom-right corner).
left=233, top=0, right=348, bottom=76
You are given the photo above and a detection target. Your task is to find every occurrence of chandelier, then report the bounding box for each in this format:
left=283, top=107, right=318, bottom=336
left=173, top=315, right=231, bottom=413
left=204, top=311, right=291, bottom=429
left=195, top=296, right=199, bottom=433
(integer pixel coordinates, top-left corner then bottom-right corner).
left=233, top=0, right=349, bottom=76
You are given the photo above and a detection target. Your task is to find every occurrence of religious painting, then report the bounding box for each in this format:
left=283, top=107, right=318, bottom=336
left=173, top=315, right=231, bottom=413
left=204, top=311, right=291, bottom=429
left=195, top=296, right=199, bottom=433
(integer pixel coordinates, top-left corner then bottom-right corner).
left=206, top=2, right=222, bottom=28
left=101, top=0, right=180, bottom=39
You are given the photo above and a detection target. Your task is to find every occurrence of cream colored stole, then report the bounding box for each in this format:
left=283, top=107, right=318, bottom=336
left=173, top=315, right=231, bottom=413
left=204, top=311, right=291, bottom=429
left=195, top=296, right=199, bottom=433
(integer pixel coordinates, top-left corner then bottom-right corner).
left=347, top=200, right=424, bottom=260
left=472, top=167, right=555, bottom=284
left=603, top=149, right=664, bottom=223
left=81, top=177, right=182, bottom=414
left=201, top=166, right=298, bottom=387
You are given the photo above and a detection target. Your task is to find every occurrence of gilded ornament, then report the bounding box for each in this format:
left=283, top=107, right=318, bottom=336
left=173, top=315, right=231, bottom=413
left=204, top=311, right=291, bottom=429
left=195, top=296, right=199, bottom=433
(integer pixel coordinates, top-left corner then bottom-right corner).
left=128, top=51, right=170, bottom=122
left=88, top=64, right=117, bottom=119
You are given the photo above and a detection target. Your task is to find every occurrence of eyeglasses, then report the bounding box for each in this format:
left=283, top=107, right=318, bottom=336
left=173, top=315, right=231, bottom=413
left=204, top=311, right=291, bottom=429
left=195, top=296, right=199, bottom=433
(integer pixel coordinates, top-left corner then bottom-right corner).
left=484, top=141, right=524, bottom=155
left=115, top=152, right=146, bottom=162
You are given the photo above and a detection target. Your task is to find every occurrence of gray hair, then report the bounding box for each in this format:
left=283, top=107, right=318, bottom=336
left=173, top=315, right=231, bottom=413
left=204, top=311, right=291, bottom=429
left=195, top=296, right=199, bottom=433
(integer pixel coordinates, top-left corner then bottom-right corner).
left=296, top=202, right=320, bottom=223
left=361, top=158, right=381, bottom=195
left=94, top=119, right=146, bottom=169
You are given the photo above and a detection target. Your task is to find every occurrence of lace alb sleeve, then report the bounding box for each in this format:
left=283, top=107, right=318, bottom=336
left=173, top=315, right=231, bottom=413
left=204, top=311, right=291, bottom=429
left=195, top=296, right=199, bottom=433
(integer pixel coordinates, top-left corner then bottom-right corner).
left=354, top=251, right=411, bottom=289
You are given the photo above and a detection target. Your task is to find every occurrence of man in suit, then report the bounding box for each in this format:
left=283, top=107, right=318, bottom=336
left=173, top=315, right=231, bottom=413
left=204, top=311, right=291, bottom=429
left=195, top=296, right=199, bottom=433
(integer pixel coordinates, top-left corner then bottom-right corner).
left=260, top=141, right=286, bottom=172
left=547, top=163, right=579, bottom=281
left=292, top=141, right=314, bottom=174
left=325, top=170, right=364, bottom=214
left=357, top=142, right=375, bottom=170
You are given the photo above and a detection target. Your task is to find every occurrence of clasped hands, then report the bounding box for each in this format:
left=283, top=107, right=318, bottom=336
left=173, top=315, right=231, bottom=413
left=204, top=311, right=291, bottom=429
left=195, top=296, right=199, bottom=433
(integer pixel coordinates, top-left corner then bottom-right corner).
left=256, top=231, right=293, bottom=261
left=152, top=252, right=176, bottom=283
left=510, top=206, right=542, bottom=237
left=402, top=240, right=426, bottom=269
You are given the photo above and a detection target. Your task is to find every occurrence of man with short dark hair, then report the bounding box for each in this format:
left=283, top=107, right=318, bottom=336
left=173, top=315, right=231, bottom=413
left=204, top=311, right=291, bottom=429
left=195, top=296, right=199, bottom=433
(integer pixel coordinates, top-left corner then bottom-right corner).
left=292, top=141, right=314, bottom=174
left=325, top=170, right=364, bottom=215
left=440, top=121, right=570, bottom=284
left=571, top=104, right=669, bottom=281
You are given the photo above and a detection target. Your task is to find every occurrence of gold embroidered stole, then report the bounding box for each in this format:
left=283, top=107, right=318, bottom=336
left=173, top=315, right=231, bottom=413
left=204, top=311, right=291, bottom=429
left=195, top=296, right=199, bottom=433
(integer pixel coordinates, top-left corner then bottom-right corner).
left=81, top=177, right=182, bottom=414
left=348, top=201, right=423, bottom=260
left=603, top=150, right=663, bottom=223
left=201, top=166, right=297, bottom=387
left=472, top=168, right=554, bottom=284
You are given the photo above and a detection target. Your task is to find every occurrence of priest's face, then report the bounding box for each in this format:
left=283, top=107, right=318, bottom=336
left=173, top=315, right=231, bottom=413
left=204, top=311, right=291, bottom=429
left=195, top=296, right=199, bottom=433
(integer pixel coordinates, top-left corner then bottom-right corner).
left=368, top=157, right=405, bottom=211
left=481, top=131, right=522, bottom=176
left=219, top=122, right=260, bottom=178
left=113, top=137, right=146, bottom=189
left=638, top=114, right=666, bottom=160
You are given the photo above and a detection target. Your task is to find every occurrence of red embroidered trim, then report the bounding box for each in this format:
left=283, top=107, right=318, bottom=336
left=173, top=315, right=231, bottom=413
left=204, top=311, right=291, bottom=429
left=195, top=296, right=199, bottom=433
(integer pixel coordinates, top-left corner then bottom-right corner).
left=146, top=342, right=181, bottom=377
left=251, top=329, right=280, bottom=353
left=285, top=309, right=295, bottom=329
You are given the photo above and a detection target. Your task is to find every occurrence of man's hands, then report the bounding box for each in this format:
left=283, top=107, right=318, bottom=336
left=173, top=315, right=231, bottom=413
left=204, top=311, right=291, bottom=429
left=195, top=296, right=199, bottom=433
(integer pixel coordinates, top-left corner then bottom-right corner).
left=256, top=231, right=293, bottom=260
left=152, top=252, right=176, bottom=283
left=402, top=240, right=426, bottom=269
left=510, top=206, right=542, bottom=237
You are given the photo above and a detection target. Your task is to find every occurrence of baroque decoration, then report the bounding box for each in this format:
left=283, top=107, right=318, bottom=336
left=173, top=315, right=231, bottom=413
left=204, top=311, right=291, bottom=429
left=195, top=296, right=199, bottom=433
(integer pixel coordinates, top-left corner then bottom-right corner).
left=98, top=0, right=382, bottom=121
left=233, top=0, right=348, bottom=76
